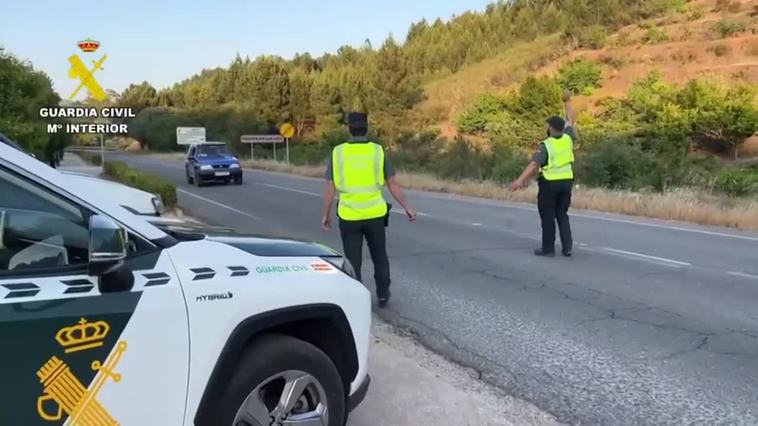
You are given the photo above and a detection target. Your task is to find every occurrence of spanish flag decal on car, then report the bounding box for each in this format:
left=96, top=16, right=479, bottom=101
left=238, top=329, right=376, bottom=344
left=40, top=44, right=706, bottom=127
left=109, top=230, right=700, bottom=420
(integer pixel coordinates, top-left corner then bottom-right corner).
left=311, top=262, right=337, bottom=273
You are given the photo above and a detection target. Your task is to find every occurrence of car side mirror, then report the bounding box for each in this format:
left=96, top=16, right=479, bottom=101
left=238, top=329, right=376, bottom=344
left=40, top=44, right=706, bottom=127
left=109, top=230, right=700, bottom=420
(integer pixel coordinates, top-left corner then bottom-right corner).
left=88, top=215, right=134, bottom=293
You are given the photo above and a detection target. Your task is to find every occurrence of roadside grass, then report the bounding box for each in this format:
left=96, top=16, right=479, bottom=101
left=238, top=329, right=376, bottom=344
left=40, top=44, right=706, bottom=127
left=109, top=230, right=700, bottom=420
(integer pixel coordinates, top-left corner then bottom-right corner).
left=103, top=161, right=178, bottom=207
left=242, top=159, right=758, bottom=230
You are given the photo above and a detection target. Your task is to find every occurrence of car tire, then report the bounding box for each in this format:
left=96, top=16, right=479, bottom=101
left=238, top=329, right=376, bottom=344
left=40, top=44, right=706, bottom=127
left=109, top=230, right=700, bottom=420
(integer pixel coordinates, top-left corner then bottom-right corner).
left=219, top=334, right=346, bottom=426
left=187, top=172, right=194, bottom=184
left=194, top=171, right=204, bottom=187
left=235, top=176, right=243, bottom=185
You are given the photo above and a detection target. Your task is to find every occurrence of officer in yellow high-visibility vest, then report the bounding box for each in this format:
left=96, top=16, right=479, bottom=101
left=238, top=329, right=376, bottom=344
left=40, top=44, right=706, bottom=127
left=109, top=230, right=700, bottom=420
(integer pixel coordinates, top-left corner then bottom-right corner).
left=510, top=93, right=576, bottom=257
left=321, top=112, right=417, bottom=307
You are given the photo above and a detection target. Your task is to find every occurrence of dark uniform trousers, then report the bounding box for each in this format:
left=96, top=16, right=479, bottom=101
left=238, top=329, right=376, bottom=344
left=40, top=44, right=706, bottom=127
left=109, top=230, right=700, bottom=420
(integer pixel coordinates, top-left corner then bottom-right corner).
left=537, top=178, right=573, bottom=252
left=338, top=216, right=391, bottom=298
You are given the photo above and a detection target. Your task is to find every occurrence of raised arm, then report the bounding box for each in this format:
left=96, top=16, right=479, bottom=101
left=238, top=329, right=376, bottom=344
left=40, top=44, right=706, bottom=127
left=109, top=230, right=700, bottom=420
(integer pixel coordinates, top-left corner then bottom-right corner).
left=563, top=91, right=575, bottom=128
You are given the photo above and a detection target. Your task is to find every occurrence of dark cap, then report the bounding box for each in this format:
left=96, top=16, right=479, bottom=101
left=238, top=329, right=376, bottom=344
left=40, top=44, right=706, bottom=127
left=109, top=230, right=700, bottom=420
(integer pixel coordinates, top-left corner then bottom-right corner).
left=347, top=112, right=368, bottom=128
left=546, top=116, right=566, bottom=132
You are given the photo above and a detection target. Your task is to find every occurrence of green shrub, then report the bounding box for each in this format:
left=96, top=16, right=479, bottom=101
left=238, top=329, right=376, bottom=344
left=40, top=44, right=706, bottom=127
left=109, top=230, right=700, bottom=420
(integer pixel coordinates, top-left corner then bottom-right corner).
left=615, top=30, right=633, bottom=47
left=687, top=8, right=704, bottom=20
left=715, top=168, right=758, bottom=197
left=712, top=20, right=747, bottom=38
left=435, top=138, right=494, bottom=181
left=556, top=58, right=603, bottom=95
left=457, top=94, right=508, bottom=134
left=390, top=130, right=443, bottom=172
left=103, top=161, right=177, bottom=207
left=574, top=141, right=665, bottom=190
left=489, top=148, right=530, bottom=184
left=574, top=25, right=608, bottom=49
left=644, top=27, right=670, bottom=44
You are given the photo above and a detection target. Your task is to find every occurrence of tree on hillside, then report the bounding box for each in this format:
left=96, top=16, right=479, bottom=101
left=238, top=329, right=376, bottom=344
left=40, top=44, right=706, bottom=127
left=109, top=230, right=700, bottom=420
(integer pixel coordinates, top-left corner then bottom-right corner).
left=119, top=81, right=157, bottom=114
left=288, top=67, right=313, bottom=136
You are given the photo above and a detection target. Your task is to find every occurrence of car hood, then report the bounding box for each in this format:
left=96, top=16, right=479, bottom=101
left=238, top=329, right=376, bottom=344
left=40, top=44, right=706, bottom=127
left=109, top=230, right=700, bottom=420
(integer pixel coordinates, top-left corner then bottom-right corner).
left=147, top=219, right=341, bottom=257
left=196, top=155, right=238, bottom=165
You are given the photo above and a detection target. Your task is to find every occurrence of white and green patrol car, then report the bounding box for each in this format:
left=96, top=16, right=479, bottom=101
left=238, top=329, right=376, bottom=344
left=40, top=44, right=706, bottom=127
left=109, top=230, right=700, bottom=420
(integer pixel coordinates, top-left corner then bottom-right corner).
left=0, top=142, right=371, bottom=426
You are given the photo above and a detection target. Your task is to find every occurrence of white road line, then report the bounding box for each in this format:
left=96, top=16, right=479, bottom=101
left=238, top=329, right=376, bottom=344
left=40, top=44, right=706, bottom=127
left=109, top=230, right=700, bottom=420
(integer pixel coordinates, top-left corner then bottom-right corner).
left=390, top=208, right=428, bottom=217
left=258, top=183, right=320, bottom=197
left=572, top=214, right=758, bottom=242
left=601, top=247, right=691, bottom=267
left=472, top=223, right=482, bottom=226
left=727, top=271, right=758, bottom=280
left=177, top=189, right=261, bottom=221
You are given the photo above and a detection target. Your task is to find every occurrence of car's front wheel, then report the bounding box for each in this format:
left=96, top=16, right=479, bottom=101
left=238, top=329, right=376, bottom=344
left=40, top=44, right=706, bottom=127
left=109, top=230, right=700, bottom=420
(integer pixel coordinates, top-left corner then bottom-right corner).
left=222, top=334, right=345, bottom=426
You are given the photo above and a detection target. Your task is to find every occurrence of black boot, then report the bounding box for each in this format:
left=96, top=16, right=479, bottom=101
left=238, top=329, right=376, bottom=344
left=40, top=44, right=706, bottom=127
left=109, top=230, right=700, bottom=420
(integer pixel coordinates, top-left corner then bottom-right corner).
left=534, top=248, right=555, bottom=257
left=378, top=290, right=391, bottom=308
left=562, top=248, right=572, bottom=257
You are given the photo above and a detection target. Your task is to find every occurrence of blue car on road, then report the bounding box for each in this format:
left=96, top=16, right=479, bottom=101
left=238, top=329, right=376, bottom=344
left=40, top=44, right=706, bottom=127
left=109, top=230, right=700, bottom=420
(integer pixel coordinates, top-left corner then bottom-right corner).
left=185, top=142, right=243, bottom=186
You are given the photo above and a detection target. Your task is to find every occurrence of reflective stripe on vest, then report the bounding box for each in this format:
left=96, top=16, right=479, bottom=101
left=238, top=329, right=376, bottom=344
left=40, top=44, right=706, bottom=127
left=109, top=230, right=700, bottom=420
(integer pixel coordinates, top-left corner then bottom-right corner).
left=540, top=134, right=574, bottom=181
left=333, top=142, right=388, bottom=221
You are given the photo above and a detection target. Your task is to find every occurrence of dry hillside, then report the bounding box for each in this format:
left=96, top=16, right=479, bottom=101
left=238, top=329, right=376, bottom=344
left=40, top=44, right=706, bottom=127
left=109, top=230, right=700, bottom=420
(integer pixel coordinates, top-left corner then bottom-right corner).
left=415, top=0, right=758, bottom=152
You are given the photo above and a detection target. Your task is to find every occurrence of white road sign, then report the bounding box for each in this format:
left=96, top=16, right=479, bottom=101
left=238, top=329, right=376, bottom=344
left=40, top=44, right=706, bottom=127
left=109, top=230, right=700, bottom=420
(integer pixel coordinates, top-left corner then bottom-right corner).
left=241, top=135, right=284, bottom=144
left=177, top=127, right=206, bottom=145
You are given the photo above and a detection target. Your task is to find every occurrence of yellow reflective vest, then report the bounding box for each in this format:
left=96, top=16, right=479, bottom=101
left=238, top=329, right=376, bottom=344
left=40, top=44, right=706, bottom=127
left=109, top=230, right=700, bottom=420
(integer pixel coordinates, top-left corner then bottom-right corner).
left=332, top=142, right=388, bottom=221
left=540, top=133, right=574, bottom=181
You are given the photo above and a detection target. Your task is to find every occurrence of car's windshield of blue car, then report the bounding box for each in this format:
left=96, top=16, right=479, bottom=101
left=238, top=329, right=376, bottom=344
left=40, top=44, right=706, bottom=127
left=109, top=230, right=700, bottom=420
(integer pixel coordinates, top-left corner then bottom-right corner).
left=197, top=145, right=229, bottom=157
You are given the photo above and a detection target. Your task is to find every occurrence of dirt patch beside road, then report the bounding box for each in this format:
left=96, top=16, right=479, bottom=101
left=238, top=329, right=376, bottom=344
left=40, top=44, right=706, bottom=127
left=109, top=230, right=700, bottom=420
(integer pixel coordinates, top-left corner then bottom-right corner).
left=350, top=319, right=560, bottom=426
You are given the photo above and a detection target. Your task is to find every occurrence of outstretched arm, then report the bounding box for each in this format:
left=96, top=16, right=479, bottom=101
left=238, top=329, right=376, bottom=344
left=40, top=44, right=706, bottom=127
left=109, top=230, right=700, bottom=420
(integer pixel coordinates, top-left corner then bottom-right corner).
left=509, top=161, right=540, bottom=191
left=386, top=177, right=417, bottom=221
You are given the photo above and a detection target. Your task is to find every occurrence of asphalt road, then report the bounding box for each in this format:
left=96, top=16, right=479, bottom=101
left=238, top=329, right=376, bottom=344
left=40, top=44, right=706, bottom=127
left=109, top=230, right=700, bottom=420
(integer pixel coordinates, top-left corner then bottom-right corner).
left=112, top=153, right=758, bottom=425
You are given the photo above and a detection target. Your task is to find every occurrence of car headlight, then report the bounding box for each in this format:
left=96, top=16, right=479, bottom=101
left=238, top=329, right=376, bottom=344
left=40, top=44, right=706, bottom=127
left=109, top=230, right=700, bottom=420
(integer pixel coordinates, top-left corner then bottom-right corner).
left=151, top=195, right=166, bottom=215
left=199, top=164, right=213, bottom=171
left=229, top=163, right=240, bottom=169
left=322, top=256, right=357, bottom=280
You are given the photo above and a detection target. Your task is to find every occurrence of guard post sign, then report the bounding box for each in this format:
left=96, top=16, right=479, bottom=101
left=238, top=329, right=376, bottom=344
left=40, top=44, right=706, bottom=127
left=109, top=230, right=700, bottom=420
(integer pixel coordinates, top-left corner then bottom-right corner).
left=177, top=127, right=206, bottom=145
left=241, top=134, right=284, bottom=161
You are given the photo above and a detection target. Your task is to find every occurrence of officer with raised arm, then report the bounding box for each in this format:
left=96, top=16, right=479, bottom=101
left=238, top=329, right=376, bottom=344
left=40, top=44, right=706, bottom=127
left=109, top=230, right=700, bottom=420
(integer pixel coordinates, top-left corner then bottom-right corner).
left=510, top=93, right=576, bottom=257
left=321, top=112, right=417, bottom=307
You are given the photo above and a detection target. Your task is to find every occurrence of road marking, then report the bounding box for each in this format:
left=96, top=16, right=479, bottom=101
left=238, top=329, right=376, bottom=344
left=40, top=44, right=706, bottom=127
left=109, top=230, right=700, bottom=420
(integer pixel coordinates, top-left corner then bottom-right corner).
left=258, top=182, right=321, bottom=197
left=577, top=242, right=589, bottom=247
left=144, top=158, right=758, bottom=243
left=177, top=189, right=261, bottom=221
left=472, top=223, right=482, bottom=226
left=727, top=271, right=758, bottom=280
left=601, top=247, right=691, bottom=267
left=573, top=214, right=758, bottom=242
left=390, top=208, right=428, bottom=217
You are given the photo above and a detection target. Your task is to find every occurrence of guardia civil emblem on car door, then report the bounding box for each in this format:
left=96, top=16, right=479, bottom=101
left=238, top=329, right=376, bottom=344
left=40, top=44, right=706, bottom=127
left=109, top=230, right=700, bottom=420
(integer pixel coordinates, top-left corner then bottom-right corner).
left=36, top=318, right=127, bottom=425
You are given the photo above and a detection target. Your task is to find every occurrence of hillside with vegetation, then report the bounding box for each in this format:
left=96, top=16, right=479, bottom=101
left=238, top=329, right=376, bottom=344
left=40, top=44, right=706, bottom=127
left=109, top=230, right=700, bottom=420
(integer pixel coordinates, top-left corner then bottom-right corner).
left=111, top=0, right=758, bottom=202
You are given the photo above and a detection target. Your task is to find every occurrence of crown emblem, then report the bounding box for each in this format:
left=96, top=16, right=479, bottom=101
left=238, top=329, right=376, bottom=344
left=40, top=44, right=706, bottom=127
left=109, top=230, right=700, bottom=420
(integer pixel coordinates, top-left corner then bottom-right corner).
left=77, top=38, right=100, bottom=53
left=55, top=318, right=110, bottom=353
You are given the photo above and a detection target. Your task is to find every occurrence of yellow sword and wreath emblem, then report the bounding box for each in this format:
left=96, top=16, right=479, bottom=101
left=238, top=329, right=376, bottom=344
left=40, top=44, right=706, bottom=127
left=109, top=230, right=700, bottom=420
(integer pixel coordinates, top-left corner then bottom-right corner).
left=36, top=318, right=126, bottom=425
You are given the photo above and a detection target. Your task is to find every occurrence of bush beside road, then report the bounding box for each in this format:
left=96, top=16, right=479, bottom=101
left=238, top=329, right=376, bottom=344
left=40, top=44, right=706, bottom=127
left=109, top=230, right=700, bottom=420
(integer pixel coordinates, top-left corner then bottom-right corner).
left=102, top=161, right=177, bottom=207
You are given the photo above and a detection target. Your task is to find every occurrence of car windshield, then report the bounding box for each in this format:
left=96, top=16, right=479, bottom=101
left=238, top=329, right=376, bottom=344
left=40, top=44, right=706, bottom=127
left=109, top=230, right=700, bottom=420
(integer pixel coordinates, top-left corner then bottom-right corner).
left=197, top=144, right=229, bottom=157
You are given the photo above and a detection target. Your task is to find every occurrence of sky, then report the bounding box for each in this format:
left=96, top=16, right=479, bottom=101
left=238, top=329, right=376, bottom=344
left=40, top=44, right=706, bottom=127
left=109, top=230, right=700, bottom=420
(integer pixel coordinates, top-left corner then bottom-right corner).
left=2, top=0, right=491, bottom=100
